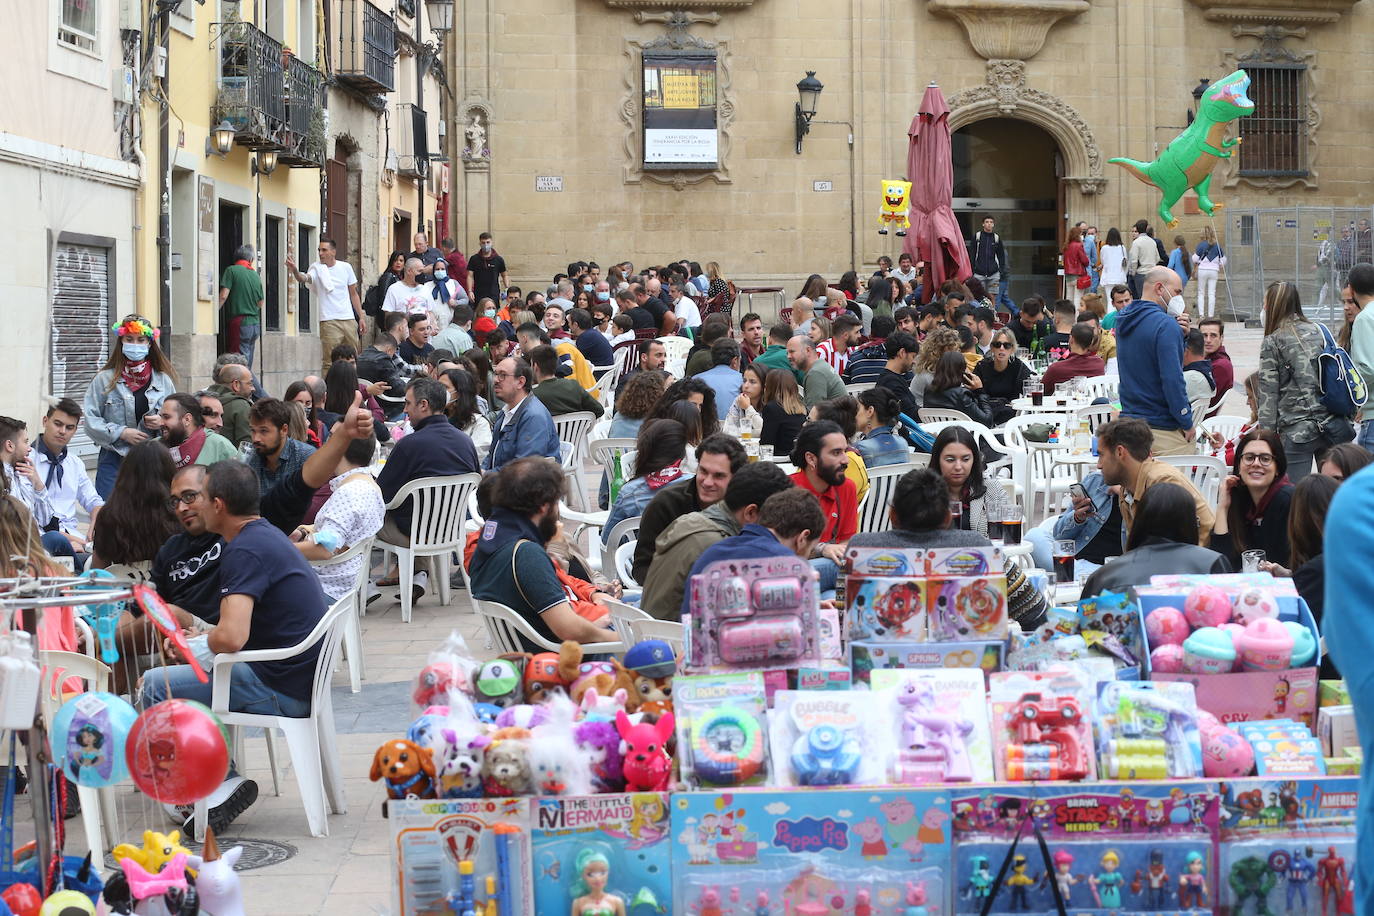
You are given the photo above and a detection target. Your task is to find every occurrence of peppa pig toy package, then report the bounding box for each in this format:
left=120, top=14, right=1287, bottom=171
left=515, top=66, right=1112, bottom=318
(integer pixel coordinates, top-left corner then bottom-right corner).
left=670, top=787, right=950, bottom=916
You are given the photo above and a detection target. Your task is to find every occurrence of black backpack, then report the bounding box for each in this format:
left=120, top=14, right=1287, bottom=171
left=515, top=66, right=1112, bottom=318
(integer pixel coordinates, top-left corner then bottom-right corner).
left=363, top=283, right=385, bottom=318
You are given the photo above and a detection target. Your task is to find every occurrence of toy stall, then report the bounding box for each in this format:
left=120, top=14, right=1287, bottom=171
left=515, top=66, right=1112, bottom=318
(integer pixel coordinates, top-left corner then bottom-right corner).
left=382, top=547, right=1361, bottom=916
left=0, top=570, right=254, bottom=915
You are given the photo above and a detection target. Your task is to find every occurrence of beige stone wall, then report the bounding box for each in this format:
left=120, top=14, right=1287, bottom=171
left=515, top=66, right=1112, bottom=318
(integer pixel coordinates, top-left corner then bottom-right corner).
left=449, top=0, right=1374, bottom=303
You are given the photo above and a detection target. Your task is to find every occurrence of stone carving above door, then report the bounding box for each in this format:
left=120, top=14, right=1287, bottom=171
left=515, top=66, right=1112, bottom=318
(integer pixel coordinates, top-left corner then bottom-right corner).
left=1186, top=0, right=1358, bottom=25
left=928, top=0, right=1090, bottom=61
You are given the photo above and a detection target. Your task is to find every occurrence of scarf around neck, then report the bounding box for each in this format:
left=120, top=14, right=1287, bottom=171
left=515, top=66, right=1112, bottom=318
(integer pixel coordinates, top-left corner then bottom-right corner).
left=644, top=460, right=685, bottom=491
left=1246, top=474, right=1292, bottom=525
left=120, top=358, right=152, bottom=392
left=35, top=437, right=66, bottom=489
left=168, top=428, right=207, bottom=469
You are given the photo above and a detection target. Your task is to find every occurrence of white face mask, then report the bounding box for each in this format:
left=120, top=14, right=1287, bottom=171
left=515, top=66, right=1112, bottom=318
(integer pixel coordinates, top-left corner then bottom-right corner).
left=1167, top=294, right=1186, bottom=316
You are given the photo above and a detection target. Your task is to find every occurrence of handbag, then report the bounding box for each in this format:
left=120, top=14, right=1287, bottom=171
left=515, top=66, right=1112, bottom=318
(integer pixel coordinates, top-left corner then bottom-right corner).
left=1076, top=274, right=1091, bottom=290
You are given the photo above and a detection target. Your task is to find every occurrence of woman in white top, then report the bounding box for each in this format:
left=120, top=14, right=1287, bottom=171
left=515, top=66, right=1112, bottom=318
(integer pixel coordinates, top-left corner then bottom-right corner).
left=1191, top=225, right=1227, bottom=318
left=439, top=367, right=493, bottom=459
left=1095, top=227, right=1129, bottom=294
left=724, top=363, right=766, bottom=438
left=291, top=438, right=386, bottom=600
left=418, top=258, right=469, bottom=331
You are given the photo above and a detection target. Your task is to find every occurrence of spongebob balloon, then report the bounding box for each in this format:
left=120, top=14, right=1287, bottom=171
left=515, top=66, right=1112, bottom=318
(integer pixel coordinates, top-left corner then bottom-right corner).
left=878, top=179, right=912, bottom=236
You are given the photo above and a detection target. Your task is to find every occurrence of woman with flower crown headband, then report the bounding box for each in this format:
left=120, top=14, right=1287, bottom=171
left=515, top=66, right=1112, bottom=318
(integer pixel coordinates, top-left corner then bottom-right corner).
left=82, top=315, right=178, bottom=498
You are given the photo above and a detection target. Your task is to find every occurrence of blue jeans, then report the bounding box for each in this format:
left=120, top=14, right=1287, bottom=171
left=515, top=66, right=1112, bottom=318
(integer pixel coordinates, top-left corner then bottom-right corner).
left=95, top=448, right=122, bottom=499
left=40, top=531, right=86, bottom=573
left=1358, top=419, right=1374, bottom=453
left=139, top=663, right=311, bottom=718
left=810, top=556, right=839, bottom=600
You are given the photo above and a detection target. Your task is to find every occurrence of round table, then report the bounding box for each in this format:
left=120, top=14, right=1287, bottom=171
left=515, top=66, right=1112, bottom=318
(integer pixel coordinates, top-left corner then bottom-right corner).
left=1010, top=397, right=1095, bottom=414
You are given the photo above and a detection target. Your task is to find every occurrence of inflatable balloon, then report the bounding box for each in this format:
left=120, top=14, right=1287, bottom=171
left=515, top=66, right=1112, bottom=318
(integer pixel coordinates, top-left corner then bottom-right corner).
left=877, top=179, right=912, bottom=237
left=49, top=692, right=138, bottom=788
left=126, top=700, right=229, bottom=805
left=1109, top=69, right=1254, bottom=228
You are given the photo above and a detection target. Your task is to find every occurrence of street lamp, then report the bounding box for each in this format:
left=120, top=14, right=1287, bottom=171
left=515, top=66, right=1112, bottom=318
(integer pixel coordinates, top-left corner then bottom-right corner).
left=1187, top=77, right=1210, bottom=125
left=795, top=71, right=823, bottom=155
left=205, top=120, right=236, bottom=157
left=252, top=150, right=278, bottom=175
left=425, top=0, right=453, bottom=33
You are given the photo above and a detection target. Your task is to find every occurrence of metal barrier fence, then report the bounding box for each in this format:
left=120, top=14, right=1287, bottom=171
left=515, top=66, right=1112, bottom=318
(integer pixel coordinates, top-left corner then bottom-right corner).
left=1221, top=206, right=1374, bottom=327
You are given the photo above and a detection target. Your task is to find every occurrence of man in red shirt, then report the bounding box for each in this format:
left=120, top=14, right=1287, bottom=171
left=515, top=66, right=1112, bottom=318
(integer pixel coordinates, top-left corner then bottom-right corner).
left=1038, top=323, right=1106, bottom=396
left=787, top=420, right=856, bottom=596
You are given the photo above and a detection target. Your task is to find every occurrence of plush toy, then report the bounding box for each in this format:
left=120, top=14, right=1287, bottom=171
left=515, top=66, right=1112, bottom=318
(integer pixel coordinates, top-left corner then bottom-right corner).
left=621, top=640, right=676, bottom=716
left=434, top=728, right=488, bottom=799
left=481, top=728, right=533, bottom=797
left=529, top=732, right=593, bottom=797
left=559, top=642, right=637, bottom=711
left=494, top=704, right=549, bottom=731
left=369, top=739, right=437, bottom=799
left=877, top=179, right=912, bottom=236
left=186, top=829, right=244, bottom=916
left=579, top=686, right=630, bottom=722
left=574, top=718, right=625, bottom=793
left=112, top=830, right=193, bottom=878
left=407, top=708, right=448, bottom=750
left=522, top=652, right=567, bottom=705
left=413, top=661, right=468, bottom=708
left=474, top=656, right=526, bottom=708
left=616, top=710, right=674, bottom=791
left=1233, top=587, right=1280, bottom=626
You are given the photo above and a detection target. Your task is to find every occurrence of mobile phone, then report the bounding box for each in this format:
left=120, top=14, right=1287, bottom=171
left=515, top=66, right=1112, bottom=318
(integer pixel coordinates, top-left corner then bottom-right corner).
left=1069, top=483, right=1088, bottom=501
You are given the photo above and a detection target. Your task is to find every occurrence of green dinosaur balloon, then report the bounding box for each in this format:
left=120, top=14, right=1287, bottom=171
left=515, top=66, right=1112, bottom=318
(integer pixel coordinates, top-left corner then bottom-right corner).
left=1109, top=70, right=1255, bottom=229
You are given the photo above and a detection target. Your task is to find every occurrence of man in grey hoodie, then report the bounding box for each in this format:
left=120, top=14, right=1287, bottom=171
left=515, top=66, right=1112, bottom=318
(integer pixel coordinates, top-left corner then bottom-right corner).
left=640, top=462, right=794, bottom=620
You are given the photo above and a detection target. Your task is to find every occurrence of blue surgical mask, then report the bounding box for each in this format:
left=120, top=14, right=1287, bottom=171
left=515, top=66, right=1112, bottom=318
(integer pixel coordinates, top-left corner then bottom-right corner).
left=582, top=284, right=593, bottom=292
left=596, top=291, right=610, bottom=302
left=122, top=342, right=149, bottom=362
left=435, top=270, right=448, bottom=280
left=484, top=308, right=497, bottom=318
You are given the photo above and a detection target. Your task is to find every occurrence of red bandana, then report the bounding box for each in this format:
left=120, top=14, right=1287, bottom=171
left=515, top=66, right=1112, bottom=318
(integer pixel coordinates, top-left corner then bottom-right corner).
left=644, top=461, right=685, bottom=491
left=120, top=358, right=152, bottom=392
left=169, top=428, right=206, bottom=469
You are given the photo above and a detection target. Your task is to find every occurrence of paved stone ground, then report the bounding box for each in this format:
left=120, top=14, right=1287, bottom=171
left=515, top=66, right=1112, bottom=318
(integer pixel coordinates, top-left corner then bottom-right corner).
left=30, top=323, right=1264, bottom=914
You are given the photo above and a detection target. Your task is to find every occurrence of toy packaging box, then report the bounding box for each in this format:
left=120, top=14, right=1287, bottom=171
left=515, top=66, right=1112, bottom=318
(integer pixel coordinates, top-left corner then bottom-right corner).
left=1215, top=776, right=1358, bottom=916
left=1093, top=680, right=1203, bottom=780
left=870, top=668, right=996, bottom=784
left=685, top=555, right=822, bottom=674
left=850, top=638, right=1005, bottom=686
left=387, top=798, right=532, bottom=916
left=844, top=546, right=1009, bottom=642
left=671, top=787, right=951, bottom=916
left=950, top=783, right=1219, bottom=915
left=675, top=671, right=771, bottom=789
left=529, top=793, right=671, bottom=916
left=767, top=690, right=887, bottom=787
left=988, top=667, right=1100, bottom=782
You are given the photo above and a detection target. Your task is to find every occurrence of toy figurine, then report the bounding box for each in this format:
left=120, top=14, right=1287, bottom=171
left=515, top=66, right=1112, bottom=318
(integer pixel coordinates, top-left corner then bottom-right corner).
left=694, top=886, right=724, bottom=916
left=1318, top=847, right=1347, bottom=916
left=790, top=723, right=861, bottom=786
left=853, top=889, right=871, bottom=916
left=522, top=652, right=567, bottom=705
left=111, top=829, right=193, bottom=877
left=474, top=656, right=526, bottom=708
left=1005, top=855, right=1037, bottom=911
left=621, top=640, right=676, bottom=716
left=570, top=849, right=626, bottom=916
left=754, top=890, right=771, bottom=916
left=1132, top=848, right=1171, bottom=910
left=1280, top=847, right=1316, bottom=914
left=894, top=679, right=974, bottom=783
left=369, top=739, right=437, bottom=799
left=561, top=642, right=638, bottom=711
left=1229, top=855, right=1276, bottom=916
left=435, top=728, right=488, bottom=799
left=877, top=179, right=912, bottom=236
left=1046, top=849, right=1079, bottom=904
left=964, top=855, right=994, bottom=902
left=615, top=710, right=674, bottom=792
left=1004, top=691, right=1089, bottom=780
left=904, top=880, right=928, bottom=916
left=480, top=729, right=533, bottom=797
left=186, top=829, right=245, bottom=916
left=1090, top=851, right=1125, bottom=909
left=1178, top=851, right=1209, bottom=910
left=574, top=718, right=625, bottom=793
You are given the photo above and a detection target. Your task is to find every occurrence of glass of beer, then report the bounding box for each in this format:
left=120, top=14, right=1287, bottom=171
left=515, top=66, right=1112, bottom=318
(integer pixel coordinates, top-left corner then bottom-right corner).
left=1001, top=508, right=1024, bottom=545
left=1053, top=540, right=1076, bottom=584
left=988, top=513, right=1005, bottom=541
left=948, top=500, right=964, bottom=530
left=1030, top=383, right=1045, bottom=407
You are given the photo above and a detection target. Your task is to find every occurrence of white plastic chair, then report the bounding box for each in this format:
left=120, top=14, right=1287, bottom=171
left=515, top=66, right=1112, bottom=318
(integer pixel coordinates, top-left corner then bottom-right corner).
left=857, top=462, right=918, bottom=534
left=1083, top=377, right=1119, bottom=402
left=377, top=474, right=481, bottom=622
left=659, top=336, right=693, bottom=367
left=1002, top=413, right=1076, bottom=524
left=474, top=599, right=623, bottom=655
left=635, top=618, right=686, bottom=655
left=192, top=595, right=353, bottom=839
left=39, top=651, right=118, bottom=866
left=1074, top=402, right=1117, bottom=433
left=554, top=411, right=597, bottom=510
left=1156, top=454, right=1227, bottom=512
left=615, top=540, right=641, bottom=590
left=602, top=596, right=651, bottom=646
left=1197, top=415, right=1248, bottom=455
left=600, top=516, right=642, bottom=583
left=845, top=382, right=875, bottom=395
left=918, top=407, right=974, bottom=425
left=590, top=419, right=614, bottom=443
left=589, top=438, right=637, bottom=479
left=309, top=536, right=375, bottom=694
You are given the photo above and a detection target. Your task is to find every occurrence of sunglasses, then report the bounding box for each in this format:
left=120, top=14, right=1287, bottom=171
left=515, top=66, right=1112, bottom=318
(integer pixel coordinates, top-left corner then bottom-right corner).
left=991, top=341, right=1015, bottom=350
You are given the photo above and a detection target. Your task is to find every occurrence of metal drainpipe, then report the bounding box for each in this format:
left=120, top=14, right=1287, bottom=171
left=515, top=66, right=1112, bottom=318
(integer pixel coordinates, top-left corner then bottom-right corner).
left=415, top=6, right=424, bottom=234
left=158, top=9, right=172, bottom=351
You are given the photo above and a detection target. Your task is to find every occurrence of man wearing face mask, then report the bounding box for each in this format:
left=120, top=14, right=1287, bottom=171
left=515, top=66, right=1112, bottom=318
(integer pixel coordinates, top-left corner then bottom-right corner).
left=470, top=232, right=507, bottom=303
left=1115, top=266, right=1195, bottom=456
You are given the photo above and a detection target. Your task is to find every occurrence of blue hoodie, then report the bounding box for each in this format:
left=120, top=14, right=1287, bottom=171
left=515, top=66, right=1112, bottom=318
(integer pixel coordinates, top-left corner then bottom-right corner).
left=680, top=523, right=796, bottom=620
left=1114, top=299, right=1192, bottom=431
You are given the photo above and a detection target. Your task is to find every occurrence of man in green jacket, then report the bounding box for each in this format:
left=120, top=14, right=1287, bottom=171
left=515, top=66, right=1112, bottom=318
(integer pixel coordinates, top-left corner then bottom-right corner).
left=639, top=462, right=794, bottom=619
left=529, top=345, right=604, bottom=419
left=788, top=334, right=847, bottom=409
left=752, top=323, right=805, bottom=384
left=206, top=363, right=255, bottom=447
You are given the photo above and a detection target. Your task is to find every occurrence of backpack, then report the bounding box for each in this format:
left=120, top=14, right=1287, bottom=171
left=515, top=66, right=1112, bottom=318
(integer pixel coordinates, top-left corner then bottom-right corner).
left=1314, top=322, right=1368, bottom=417
left=363, top=283, right=386, bottom=318
left=896, top=412, right=935, bottom=452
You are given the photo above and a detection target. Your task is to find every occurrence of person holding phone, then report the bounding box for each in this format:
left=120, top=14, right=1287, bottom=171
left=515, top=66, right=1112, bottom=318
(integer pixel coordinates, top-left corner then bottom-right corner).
left=922, top=352, right=995, bottom=427
left=1027, top=471, right=1125, bottom=572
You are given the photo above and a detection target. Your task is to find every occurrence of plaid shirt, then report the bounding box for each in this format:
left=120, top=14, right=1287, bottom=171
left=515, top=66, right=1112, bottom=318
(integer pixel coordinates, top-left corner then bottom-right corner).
left=247, top=436, right=317, bottom=497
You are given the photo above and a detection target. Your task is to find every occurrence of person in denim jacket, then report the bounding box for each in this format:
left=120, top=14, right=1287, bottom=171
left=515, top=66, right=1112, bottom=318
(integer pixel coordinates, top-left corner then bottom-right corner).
left=483, top=356, right=560, bottom=471
left=1026, top=471, right=1125, bottom=571
left=853, top=388, right=910, bottom=468
left=601, top=419, right=687, bottom=545
left=82, top=316, right=177, bottom=498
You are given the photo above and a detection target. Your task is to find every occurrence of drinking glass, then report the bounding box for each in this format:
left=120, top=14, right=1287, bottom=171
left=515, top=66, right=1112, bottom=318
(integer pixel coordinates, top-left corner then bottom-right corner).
left=1001, top=507, right=1024, bottom=545
left=1053, top=540, right=1076, bottom=584
left=1242, top=549, right=1266, bottom=574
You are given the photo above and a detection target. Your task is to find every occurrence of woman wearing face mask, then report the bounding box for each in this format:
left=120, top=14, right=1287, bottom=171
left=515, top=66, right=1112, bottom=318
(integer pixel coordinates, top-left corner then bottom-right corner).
left=439, top=367, right=493, bottom=459
left=83, top=316, right=178, bottom=498
left=1255, top=280, right=1354, bottom=480
left=420, top=258, right=469, bottom=331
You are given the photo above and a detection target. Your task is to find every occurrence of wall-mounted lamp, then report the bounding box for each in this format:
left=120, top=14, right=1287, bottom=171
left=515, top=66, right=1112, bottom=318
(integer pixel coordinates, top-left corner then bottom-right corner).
left=1187, top=78, right=1211, bottom=125
left=795, top=71, right=823, bottom=155
left=252, top=150, right=278, bottom=176
left=206, top=120, right=236, bottom=157
left=425, top=0, right=453, bottom=33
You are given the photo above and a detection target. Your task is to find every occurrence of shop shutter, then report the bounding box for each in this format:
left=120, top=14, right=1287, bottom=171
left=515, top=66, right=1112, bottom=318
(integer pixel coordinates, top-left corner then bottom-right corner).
left=50, top=243, right=111, bottom=455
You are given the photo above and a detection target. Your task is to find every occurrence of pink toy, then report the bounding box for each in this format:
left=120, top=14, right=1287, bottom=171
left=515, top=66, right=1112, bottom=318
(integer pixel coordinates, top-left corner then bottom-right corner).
left=1201, top=727, right=1254, bottom=778
left=1218, top=623, right=1248, bottom=670
left=1195, top=708, right=1222, bottom=733
left=1181, top=627, right=1236, bottom=675
left=1145, top=606, right=1189, bottom=647
left=121, top=852, right=189, bottom=899
left=1237, top=617, right=1294, bottom=671
left=1150, top=644, right=1186, bottom=673
left=616, top=710, right=674, bottom=791
left=686, top=556, right=821, bottom=672
left=1233, top=587, right=1281, bottom=626
left=1183, top=585, right=1233, bottom=629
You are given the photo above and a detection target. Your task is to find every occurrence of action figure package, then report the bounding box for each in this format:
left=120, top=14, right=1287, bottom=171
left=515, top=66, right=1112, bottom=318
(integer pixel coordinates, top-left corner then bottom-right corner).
left=387, top=798, right=532, bottom=916
left=870, top=668, right=995, bottom=784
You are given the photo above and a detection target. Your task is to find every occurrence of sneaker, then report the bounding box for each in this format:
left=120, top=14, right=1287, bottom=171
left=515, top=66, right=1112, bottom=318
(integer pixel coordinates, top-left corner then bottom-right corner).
left=182, top=776, right=258, bottom=841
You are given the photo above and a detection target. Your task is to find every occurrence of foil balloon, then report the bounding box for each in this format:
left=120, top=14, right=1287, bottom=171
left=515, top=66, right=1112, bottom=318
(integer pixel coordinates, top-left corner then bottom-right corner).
left=1109, top=70, right=1254, bottom=228
left=49, top=692, right=137, bottom=788
left=877, top=179, right=912, bottom=237
left=126, top=700, right=229, bottom=805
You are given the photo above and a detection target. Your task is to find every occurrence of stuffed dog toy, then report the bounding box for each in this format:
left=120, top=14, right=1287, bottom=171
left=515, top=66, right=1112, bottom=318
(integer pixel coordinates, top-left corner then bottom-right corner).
left=369, top=739, right=437, bottom=799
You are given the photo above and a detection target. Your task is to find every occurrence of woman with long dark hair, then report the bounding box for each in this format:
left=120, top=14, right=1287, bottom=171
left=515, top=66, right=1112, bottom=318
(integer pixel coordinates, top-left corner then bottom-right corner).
left=285, top=380, right=325, bottom=447
left=460, top=348, right=494, bottom=409
left=1257, top=281, right=1351, bottom=479
left=1282, top=475, right=1338, bottom=674
left=439, top=367, right=492, bottom=457
left=650, top=378, right=719, bottom=439
left=759, top=368, right=807, bottom=454
left=83, top=315, right=178, bottom=498
left=866, top=275, right=896, bottom=319
left=601, top=419, right=688, bottom=543
left=800, top=274, right=828, bottom=303
left=324, top=357, right=390, bottom=443
left=725, top=363, right=766, bottom=439
left=930, top=426, right=1011, bottom=536
left=1212, top=428, right=1294, bottom=568
left=837, top=271, right=860, bottom=301
left=90, top=439, right=179, bottom=569
left=854, top=388, right=908, bottom=468
left=923, top=351, right=995, bottom=427
left=1318, top=442, right=1373, bottom=482
left=1082, top=482, right=1231, bottom=597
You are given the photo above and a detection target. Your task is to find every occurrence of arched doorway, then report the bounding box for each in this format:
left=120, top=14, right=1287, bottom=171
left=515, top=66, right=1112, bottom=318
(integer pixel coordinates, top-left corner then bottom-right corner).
left=952, top=118, right=1063, bottom=305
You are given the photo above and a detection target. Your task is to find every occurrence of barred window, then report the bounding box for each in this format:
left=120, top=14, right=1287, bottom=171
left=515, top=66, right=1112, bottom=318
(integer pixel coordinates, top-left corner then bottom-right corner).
left=59, top=0, right=99, bottom=52
left=1238, top=63, right=1308, bottom=177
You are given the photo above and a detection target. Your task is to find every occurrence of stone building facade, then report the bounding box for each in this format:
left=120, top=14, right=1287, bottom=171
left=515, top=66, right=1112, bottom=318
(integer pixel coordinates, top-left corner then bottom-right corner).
left=445, top=0, right=1370, bottom=311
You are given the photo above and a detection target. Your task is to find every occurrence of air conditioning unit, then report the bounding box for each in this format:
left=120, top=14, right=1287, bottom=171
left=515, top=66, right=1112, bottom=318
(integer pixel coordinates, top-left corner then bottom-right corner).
left=119, top=0, right=142, bottom=31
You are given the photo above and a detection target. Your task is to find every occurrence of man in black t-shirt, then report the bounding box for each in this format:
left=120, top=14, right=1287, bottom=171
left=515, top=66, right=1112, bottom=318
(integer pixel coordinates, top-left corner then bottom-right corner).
left=151, top=465, right=224, bottom=625
left=469, top=232, right=508, bottom=302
